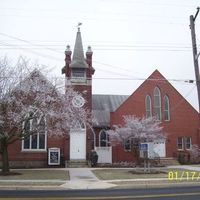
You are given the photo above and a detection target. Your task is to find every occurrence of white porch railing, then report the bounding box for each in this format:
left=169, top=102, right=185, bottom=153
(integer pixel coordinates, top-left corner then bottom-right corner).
left=95, top=146, right=112, bottom=163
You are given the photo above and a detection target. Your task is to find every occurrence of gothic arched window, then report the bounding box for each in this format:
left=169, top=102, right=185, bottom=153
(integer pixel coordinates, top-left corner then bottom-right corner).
left=145, top=95, right=152, bottom=118
left=71, top=120, right=86, bottom=130
left=22, top=109, right=46, bottom=151
left=164, top=95, right=170, bottom=121
left=99, top=130, right=109, bottom=147
left=154, top=87, right=161, bottom=120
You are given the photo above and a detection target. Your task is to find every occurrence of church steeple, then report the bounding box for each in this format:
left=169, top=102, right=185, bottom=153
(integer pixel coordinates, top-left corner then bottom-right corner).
left=61, top=27, right=95, bottom=161
left=69, top=27, right=88, bottom=69
left=61, top=27, right=95, bottom=82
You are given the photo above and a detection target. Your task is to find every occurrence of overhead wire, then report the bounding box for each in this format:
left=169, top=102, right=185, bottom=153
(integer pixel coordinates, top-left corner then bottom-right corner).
left=0, top=32, right=63, bottom=54
left=0, top=41, right=61, bottom=61
left=0, top=32, right=196, bottom=84
left=170, top=85, right=197, bottom=112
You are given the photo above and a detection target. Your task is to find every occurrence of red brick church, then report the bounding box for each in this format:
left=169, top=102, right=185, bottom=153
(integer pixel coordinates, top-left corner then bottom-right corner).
left=1, top=28, right=200, bottom=168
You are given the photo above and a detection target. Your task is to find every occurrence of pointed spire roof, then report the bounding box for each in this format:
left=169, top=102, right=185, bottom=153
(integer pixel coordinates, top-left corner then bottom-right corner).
left=69, top=27, right=88, bottom=68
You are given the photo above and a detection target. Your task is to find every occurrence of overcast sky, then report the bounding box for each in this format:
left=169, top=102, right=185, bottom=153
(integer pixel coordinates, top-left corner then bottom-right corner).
left=0, top=0, right=200, bottom=110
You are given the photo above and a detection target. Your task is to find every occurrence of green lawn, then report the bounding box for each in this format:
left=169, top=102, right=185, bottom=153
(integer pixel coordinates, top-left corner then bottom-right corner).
left=92, top=168, right=200, bottom=180
left=92, top=169, right=167, bottom=180
left=0, top=169, right=69, bottom=180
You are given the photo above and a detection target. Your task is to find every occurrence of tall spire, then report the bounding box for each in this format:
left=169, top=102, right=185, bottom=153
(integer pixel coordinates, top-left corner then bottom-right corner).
left=69, top=26, right=88, bottom=68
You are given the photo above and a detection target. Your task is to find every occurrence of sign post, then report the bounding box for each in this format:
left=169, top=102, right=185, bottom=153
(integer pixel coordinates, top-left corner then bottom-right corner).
left=139, top=140, right=166, bottom=172
left=139, top=143, right=150, bottom=172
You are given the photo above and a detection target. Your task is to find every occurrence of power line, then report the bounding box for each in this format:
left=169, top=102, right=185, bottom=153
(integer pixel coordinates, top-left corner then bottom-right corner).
left=0, top=43, right=192, bottom=52
left=0, top=40, right=192, bottom=49
left=0, top=32, right=62, bottom=54
left=0, top=41, right=61, bottom=61
left=0, top=75, right=195, bottom=84
left=170, top=85, right=197, bottom=112
left=93, top=77, right=195, bottom=83
left=0, top=32, right=196, bottom=85
left=0, top=32, right=192, bottom=53
left=0, top=32, right=193, bottom=80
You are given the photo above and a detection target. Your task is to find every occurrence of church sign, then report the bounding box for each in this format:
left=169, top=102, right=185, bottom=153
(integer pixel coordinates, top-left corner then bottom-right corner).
left=48, top=148, right=60, bottom=165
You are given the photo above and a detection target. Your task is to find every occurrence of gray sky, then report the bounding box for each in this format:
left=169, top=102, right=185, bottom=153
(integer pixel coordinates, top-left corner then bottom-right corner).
left=0, top=0, right=200, bottom=110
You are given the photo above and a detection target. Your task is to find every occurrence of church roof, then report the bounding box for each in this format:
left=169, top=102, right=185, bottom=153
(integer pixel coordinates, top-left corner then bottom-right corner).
left=69, top=28, right=88, bottom=68
left=92, top=94, right=128, bottom=127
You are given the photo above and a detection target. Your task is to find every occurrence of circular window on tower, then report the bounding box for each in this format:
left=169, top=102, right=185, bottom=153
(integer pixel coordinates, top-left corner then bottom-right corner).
left=72, top=95, right=85, bottom=108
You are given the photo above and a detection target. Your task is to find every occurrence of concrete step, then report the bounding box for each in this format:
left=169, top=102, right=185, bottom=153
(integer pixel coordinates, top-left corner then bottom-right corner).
left=65, top=160, right=88, bottom=168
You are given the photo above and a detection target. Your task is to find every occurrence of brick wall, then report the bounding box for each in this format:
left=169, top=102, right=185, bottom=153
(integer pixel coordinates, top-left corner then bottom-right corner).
left=110, top=70, right=200, bottom=163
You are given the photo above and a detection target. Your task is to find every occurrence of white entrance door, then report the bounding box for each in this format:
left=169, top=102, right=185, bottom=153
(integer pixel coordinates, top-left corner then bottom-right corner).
left=70, top=130, right=86, bottom=160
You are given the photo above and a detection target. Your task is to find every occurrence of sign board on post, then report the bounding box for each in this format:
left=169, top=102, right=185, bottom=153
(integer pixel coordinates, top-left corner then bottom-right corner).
left=140, top=143, right=148, bottom=151
left=153, top=140, right=166, bottom=158
left=139, top=140, right=166, bottom=159
left=139, top=143, right=148, bottom=159
left=48, top=148, right=60, bottom=165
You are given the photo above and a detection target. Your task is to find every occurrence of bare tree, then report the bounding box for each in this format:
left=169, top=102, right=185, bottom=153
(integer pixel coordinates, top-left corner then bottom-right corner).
left=0, top=56, right=90, bottom=173
left=108, top=115, right=165, bottom=162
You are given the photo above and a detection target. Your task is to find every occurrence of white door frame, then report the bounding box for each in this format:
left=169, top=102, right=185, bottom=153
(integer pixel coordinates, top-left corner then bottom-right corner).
left=70, top=129, right=86, bottom=160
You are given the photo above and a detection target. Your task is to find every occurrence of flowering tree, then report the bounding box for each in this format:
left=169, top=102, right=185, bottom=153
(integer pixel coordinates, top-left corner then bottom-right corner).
left=189, top=144, right=200, bottom=164
left=108, top=115, right=165, bottom=161
left=0, top=57, right=90, bottom=173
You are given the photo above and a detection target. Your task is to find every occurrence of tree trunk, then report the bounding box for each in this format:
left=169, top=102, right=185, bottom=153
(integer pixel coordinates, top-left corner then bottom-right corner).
left=1, top=142, right=10, bottom=173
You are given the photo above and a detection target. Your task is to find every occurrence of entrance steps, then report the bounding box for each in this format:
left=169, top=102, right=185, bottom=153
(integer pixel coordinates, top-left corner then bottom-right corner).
left=65, top=160, right=88, bottom=168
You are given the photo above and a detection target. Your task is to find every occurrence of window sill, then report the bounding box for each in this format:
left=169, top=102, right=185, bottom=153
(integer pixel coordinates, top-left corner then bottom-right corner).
left=21, top=149, right=47, bottom=153
left=124, top=149, right=131, bottom=152
left=70, top=78, right=86, bottom=83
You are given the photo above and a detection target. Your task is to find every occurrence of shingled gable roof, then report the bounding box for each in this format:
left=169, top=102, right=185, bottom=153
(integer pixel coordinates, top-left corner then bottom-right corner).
left=69, top=28, right=88, bottom=69
left=92, top=94, right=128, bottom=127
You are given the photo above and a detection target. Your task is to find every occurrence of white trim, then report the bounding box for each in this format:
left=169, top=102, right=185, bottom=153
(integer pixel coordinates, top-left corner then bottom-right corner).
left=185, top=137, right=192, bottom=150
left=70, top=120, right=86, bottom=131
left=48, top=148, right=60, bottom=165
left=177, top=137, right=184, bottom=150
left=21, top=149, right=47, bottom=153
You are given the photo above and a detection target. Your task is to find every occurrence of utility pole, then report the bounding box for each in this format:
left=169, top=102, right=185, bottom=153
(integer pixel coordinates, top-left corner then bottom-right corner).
left=190, top=7, right=200, bottom=113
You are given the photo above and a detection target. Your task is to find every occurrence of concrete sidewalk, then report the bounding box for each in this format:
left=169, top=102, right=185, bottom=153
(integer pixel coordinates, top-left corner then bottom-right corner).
left=61, top=168, right=116, bottom=189
left=167, top=165, right=200, bottom=171
left=61, top=165, right=200, bottom=189
left=1, top=165, right=200, bottom=190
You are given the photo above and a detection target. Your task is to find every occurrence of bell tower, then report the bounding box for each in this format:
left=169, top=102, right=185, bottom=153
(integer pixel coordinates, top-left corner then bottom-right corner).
left=62, top=27, right=95, bottom=111
left=61, top=27, right=95, bottom=161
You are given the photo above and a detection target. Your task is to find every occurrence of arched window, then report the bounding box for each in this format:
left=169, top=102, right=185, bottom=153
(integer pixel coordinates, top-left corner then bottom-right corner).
left=99, top=130, right=109, bottom=147
left=164, top=95, right=170, bottom=121
left=154, top=87, right=161, bottom=120
left=71, top=120, right=85, bottom=130
left=145, top=95, right=152, bottom=118
left=22, top=108, right=46, bottom=151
